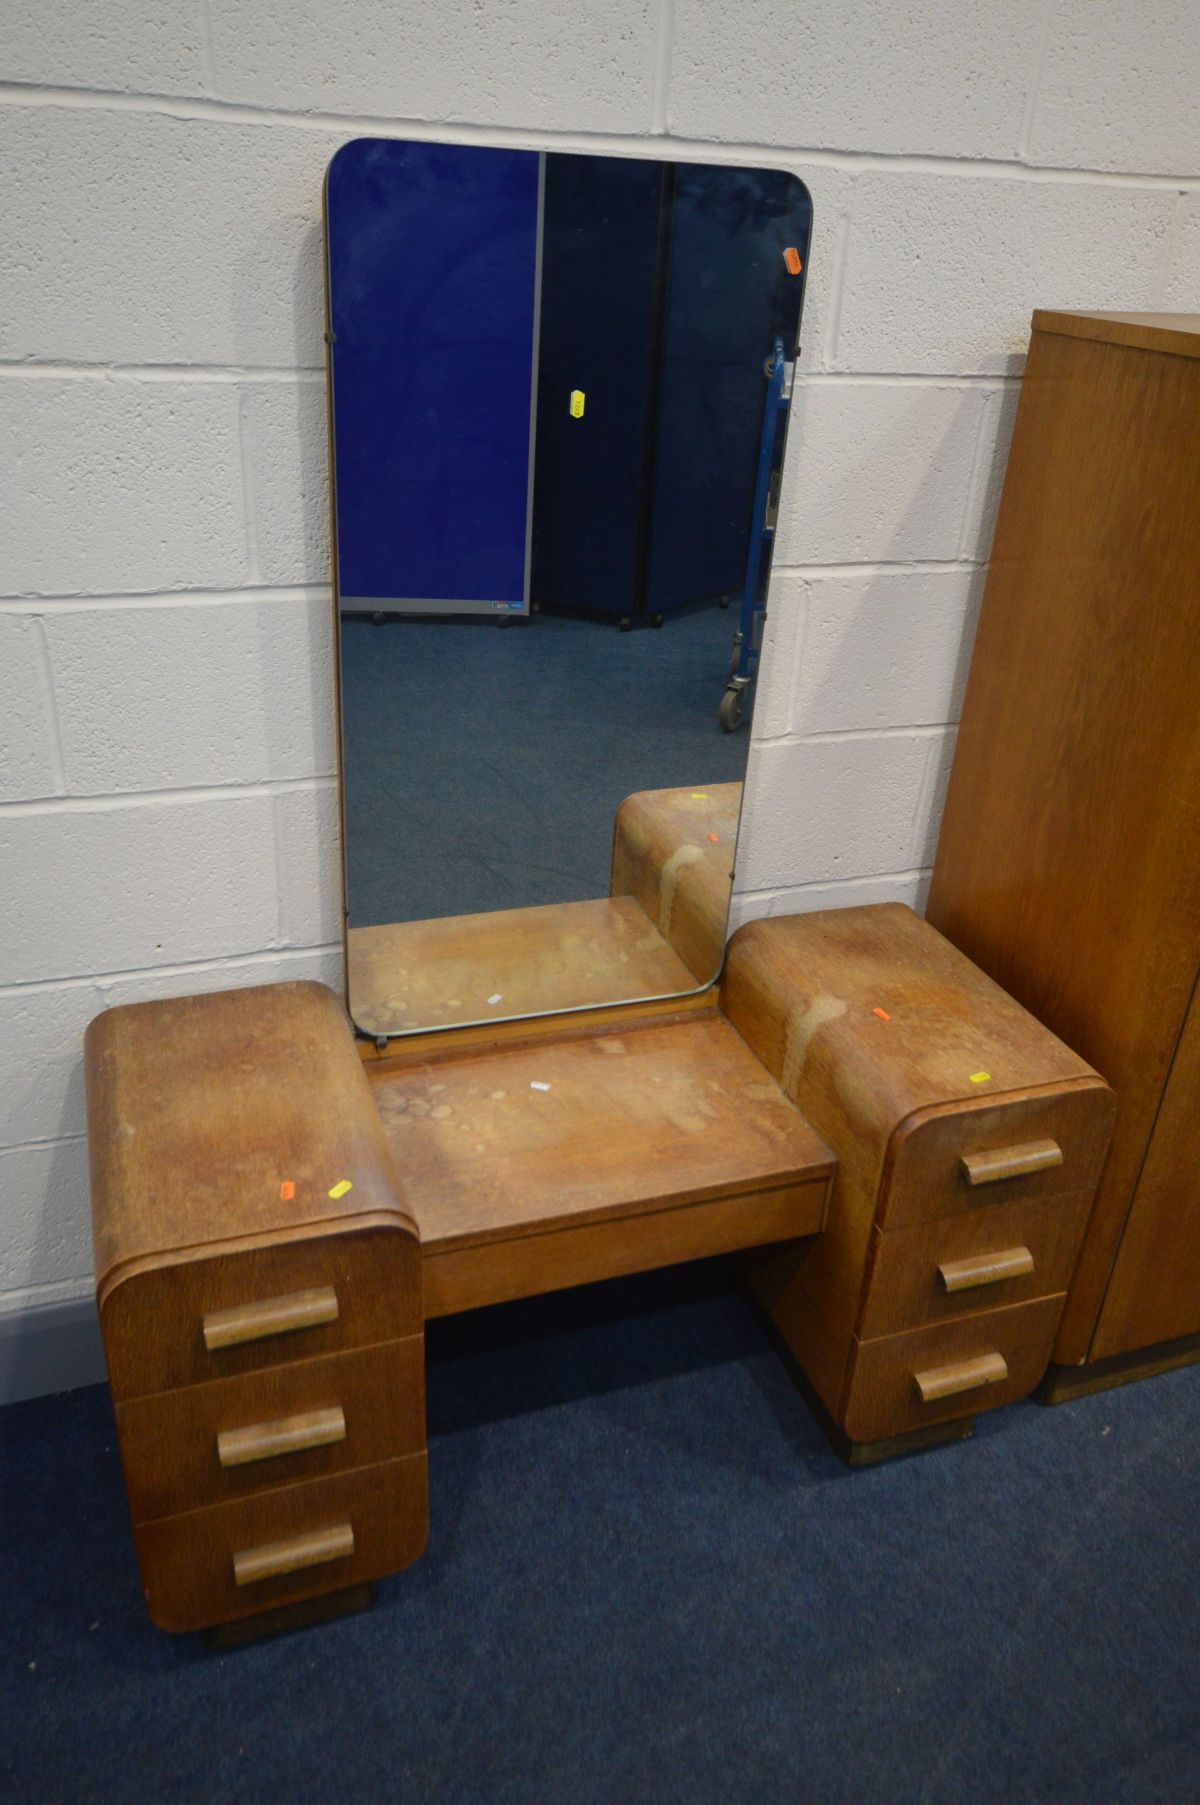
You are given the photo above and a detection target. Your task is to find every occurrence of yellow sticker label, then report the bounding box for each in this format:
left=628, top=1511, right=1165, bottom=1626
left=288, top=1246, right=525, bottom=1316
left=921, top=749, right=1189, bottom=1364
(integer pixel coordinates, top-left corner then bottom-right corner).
left=569, top=389, right=585, bottom=419
left=969, top=1072, right=992, bottom=1085
left=328, top=1178, right=353, bottom=1199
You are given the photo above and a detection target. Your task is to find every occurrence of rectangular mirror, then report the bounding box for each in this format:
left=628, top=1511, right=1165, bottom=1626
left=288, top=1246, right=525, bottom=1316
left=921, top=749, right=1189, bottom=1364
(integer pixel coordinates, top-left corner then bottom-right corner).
left=325, top=139, right=811, bottom=1039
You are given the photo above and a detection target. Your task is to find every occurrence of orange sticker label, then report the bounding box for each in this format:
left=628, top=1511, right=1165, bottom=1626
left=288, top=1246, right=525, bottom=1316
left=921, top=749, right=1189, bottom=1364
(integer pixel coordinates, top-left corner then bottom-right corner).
left=783, top=246, right=802, bottom=275
left=279, top=1180, right=295, bottom=1202
left=707, top=832, right=720, bottom=843
left=872, top=1007, right=891, bottom=1021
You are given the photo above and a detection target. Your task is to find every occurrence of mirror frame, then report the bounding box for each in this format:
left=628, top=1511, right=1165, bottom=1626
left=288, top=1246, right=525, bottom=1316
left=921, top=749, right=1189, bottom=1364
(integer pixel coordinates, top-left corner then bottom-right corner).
left=321, top=141, right=812, bottom=1042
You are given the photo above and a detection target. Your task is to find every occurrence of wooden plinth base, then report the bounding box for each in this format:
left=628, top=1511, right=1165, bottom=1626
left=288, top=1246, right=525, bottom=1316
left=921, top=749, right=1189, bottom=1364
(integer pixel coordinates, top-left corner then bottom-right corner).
left=1036, top=1330, right=1200, bottom=1405
left=839, top=1416, right=976, bottom=1469
left=743, top=1281, right=977, bottom=1467
left=204, top=1582, right=375, bottom=1650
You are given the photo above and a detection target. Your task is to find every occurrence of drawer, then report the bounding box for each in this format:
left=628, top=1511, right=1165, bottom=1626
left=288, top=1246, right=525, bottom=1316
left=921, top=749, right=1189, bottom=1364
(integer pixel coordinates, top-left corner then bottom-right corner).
left=843, top=1293, right=1064, bottom=1443
left=134, top=1453, right=428, bottom=1633
left=99, top=1222, right=422, bottom=1400
left=859, top=1189, right=1093, bottom=1338
left=879, top=1084, right=1114, bottom=1229
left=115, top=1336, right=425, bottom=1522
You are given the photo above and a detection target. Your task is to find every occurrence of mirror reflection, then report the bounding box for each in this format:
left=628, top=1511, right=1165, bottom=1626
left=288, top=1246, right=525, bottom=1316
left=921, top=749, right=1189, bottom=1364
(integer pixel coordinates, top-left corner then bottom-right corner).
left=325, top=139, right=811, bottom=1038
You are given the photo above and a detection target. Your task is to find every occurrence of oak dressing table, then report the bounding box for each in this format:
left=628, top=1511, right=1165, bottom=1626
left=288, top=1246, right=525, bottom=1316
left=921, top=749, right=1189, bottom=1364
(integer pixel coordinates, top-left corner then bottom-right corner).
left=83, top=143, right=1114, bottom=1633
left=87, top=889, right=1111, bottom=1632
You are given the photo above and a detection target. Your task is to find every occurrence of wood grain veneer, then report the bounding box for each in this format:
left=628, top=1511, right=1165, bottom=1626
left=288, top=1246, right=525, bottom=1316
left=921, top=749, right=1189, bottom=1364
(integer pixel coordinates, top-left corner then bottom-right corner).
left=116, top=1337, right=425, bottom=1521
left=368, top=1010, right=833, bottom=1263
left=134, top=1454, right=428, bottom=1633
left=85, top=980, right=428, bottom=1633
left=86, top=981, right=419, bottom=1290
left=927, top=311, right=1200, bottom=1375
left=609, top=782, right=742, bottom=983
left=857, top=1189, right=1093, bottom=1338
left=724, top=906, right=1113, bottom=1449
left=1090, top=980, right=1200, bottom=1358
left=423, top=1179, right=829, bottom=1318
left=348, top=895, right=701, bottom=1039
left=844, top=1296, right=1063, bottom=1442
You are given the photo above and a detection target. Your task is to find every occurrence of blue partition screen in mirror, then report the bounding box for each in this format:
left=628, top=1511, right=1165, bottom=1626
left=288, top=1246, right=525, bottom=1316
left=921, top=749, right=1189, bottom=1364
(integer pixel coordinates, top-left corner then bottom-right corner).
left=324, top=140, right=812, bottom=1039
left=327, top=140, right=541, bottom=614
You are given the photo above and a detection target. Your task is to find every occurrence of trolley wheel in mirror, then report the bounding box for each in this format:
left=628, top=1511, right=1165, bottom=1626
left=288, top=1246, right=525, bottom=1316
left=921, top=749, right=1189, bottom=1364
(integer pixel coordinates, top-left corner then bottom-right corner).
left=652, top=613, right=664, bottom=629
left=619, top=616, right=633, bottom=632
left=719, top=685, right=745, bottom=732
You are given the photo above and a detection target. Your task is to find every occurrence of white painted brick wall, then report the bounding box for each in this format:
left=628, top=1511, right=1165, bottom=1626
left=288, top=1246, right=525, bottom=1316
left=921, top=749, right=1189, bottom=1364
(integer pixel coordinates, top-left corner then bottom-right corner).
left=2, top=0, right=1198, bottom=1396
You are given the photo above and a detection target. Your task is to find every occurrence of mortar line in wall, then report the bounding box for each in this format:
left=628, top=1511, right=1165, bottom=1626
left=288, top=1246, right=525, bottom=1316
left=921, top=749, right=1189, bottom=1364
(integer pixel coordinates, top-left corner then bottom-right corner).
left=1, top=1131, right=89, bottom=1158
left=1017, top=0, right=1057, bottom=163
left=650, top=0, right=675, bottom=134
left=0, top=773, right=336, bottom=819
left=0, top=584, right=328, bottom=611
left=817, top=184, right=854, bottom=371
left=791, top=723, right=956, bottom=745
left=198, top=0, right=218, bottom=98
left=780, top=576, right=811, bottom=741
left=736, top=865, right=932, bottom=905
left=0, top=942, right=343, bottom=1003
left=0, top=362, right=1022, bottom=389
left=236, top=390, right=263, bottom=585
left=772, top=558, right=982, bottom=578
left=909, top=728, right=957, bottom=868
left=269, top=791, right=292, bottom=949
left=955, top=390, right=1004, bottom=561
left=27, top=618, right=67, bottom=795
left=1, top=81, right=1198, bottom=189
left=0, top=563, right=980, bottom=611
left=1153, top=189, right=1189, bottom=306
left=799, top=372, right=1024, bottom=388
left=0, top=362, right=324, bottom=384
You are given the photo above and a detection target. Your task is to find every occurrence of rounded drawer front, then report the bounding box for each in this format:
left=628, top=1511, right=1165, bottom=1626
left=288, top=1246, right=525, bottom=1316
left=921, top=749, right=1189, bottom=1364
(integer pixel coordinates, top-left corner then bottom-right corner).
left=843, top=1293, right=1064, bottom=1443
left=859, top=1188, right=1094, bottom=1338
left=133, top=1453, right=429, bottom=1633
left=115, top=1336, right=425, bottom=1522
left=879, top=1083, right=1114, bottom=1229
left=99, top=1222, right=422, bottom=1400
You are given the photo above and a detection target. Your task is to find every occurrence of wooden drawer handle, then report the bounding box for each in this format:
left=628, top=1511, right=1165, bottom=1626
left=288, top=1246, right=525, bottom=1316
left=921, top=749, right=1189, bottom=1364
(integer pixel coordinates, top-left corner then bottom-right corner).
left=914, top=1350, right=1009, bottom=1404
left=937, top=1246, right=1035, bottom=1294
left=960, top=1139, right=1062, bottom=1187
left=233, top=1522, right=355, bottom=1588
left=217, top=1405, right=347, bottom=1470
left=202, top=1286, right=339, bottom=1352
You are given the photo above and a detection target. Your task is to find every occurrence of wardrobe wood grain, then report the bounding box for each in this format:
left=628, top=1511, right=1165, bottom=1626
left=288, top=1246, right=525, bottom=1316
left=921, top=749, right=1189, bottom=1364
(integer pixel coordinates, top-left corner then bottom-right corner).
left=927, top=311, right=1200, bottom=1370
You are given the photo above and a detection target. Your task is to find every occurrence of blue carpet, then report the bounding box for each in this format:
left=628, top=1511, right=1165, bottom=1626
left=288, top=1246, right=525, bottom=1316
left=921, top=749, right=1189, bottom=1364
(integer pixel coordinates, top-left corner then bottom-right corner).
left=2, top=1263, right=1197, bottom=1805
left=340, top=605, right=752, bottom=926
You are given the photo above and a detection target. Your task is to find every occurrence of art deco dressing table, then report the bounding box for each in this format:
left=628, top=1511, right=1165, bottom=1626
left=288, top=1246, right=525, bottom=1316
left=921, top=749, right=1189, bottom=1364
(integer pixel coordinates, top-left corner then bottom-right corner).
left=83, top=144, right=1116, bottom=1634
left=86, top=883, right=1112, bottom=1632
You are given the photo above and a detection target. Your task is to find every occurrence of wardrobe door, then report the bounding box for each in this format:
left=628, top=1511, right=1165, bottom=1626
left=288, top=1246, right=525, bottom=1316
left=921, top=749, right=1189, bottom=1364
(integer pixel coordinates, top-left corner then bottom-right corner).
left=327, top=139, right=540, bottom=613
left=530, top=155, right=663, bottom=620
left=644, top=165, right=810, bottom=618
left=926, top=321, right=1200, bottom=1364
left=1090, top=981, right=1200, bottom=1360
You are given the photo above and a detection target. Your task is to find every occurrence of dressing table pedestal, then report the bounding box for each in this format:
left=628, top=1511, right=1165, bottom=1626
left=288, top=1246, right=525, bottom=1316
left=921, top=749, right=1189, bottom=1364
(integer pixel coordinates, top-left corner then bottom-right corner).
left=84, top=906, right=1113, bottom=1631
left=85, top=981, right=427, bottom=1634
left=725, top=906, right=1115, bottom=1459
